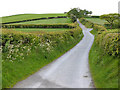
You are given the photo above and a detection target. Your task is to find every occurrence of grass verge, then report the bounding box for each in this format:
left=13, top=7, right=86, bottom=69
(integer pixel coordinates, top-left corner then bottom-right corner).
left=89, top=40, right=118, bottom=88
left=80, top=18, right=119, bottom=88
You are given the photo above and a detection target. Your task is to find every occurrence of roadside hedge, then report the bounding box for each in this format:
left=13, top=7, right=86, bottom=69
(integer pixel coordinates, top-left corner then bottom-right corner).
left=96, top=32, right=119, bottom=57
left=2, top=24, right=76, bottom=29
left=79, top=18, right=119, bottom=57
left=2, top=26, right=83, bottom=88
left=80, top=18, right=119, bottom=88
left=79, top=18, right=94, bottom=28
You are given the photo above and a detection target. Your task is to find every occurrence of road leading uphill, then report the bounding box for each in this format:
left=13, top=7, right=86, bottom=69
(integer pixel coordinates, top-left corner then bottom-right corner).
left=13, top=19, right=95, bottom=88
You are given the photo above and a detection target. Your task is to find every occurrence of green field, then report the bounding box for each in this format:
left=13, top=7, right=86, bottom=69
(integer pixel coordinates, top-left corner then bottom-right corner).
left=85, top=18, right=106, bottom=25
left=2, top=13, right=66, bottom=23
left=7, top=28, right=71, bottom=32
left=12, top=18, right=72, bottom=24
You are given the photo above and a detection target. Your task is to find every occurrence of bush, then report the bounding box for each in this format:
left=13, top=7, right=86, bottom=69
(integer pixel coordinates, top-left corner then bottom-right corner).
left=93, top=24, right=107, bottom=34
left=96, top=32, right=120, bottom=57
left=91, top=16, right=100, bottom=18
left=104, top=21, right=119, bottom=29
left=2, top=24, right=76, bottom=29
left=79, top=18, right=94, bottom=28
left=79, top=18, right=119, bottom=57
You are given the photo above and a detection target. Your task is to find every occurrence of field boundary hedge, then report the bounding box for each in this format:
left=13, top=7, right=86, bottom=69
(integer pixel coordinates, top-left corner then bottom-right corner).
left=2, top=24, right=75, bottom=29
left=2, top=16, right=67, bottom=24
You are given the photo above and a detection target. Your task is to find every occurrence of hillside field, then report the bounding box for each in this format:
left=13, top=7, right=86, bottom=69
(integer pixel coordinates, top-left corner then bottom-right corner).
left=2, top=13, right=66, bottom=23
left=85, top=18, right=106, bottom=25
left=11, top=18, right=72, bottom=24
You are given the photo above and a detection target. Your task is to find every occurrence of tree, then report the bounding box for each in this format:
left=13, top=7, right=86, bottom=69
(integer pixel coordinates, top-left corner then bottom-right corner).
left=100, top=13, right=119, bottom=29
left=67, top=8, right=92, bottom=22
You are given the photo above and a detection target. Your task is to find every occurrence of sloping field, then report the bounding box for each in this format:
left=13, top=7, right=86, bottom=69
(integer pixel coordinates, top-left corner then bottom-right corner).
left=85, top=18, right=106, bottom=25
left=2, top=13, right=66, bottom=23
left=12, top=18, right=72, bottom=24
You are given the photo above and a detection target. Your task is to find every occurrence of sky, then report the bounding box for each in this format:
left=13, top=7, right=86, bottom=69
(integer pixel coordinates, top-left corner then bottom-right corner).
left=0, top=0, right=119, bottom=17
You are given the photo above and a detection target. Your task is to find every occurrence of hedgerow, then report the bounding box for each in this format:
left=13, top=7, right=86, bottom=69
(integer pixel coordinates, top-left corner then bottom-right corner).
left=2, top=24, right=76, bottom=29
left=79, top=18, right=119, bottom=57
left=80, top=18, right=119, bottom=88
left=2, top=25, right=83, bottom=88
left=79, top=18, right=94, bottom=28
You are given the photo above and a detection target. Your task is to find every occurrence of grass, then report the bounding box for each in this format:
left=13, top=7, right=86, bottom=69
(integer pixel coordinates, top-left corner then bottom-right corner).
left=2, top=33, right=83, bottom=88
left=89, top=40, right=118, bottom=88
left=89, top=29, right=119, bottom=88
left=80, top=18, right=119, bottom=88
left=12, top=18, right=72, bottom=24
left=0, top=55, right=1, bottom=90
left=85, top=18, right=107, bottom=25
left=7, top=28, right=71, bottom=32
left=2, top=13, right=66, bottom=23
left=3, top=45, right=78, bottom=88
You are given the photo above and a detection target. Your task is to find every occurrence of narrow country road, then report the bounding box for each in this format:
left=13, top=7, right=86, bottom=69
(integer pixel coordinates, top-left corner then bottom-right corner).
left=13, top=19, right=95, bottom=88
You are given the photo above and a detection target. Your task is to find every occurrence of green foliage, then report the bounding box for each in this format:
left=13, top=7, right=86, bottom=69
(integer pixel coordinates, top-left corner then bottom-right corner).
left=100, top=13, right=119, bottom=29
left=79, top=18, right=94, bottom=28
left=80, top=18, right=119, bottom=88
left=67, top=8, right=92, bottom=22
left=91, top=16, right=100, bottom=18
left=6, top=28, right=71, bottom=32
left=2, top=26, right=83, bottom=88
left=2, top=24, right=76, bottom=29
left=80, top=18, right=119, bottom=57
left=89, top=40, right=118, bottom=88
left=95, top=32, right=119, bottom=57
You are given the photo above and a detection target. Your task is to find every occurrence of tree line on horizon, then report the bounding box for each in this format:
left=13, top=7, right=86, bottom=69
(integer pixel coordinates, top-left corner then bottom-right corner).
left=67, top=8, right=120, bottom=29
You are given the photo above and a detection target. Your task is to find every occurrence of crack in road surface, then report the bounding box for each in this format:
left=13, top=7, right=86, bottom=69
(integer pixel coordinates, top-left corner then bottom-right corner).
left=13, top=19, right=95, bottom=88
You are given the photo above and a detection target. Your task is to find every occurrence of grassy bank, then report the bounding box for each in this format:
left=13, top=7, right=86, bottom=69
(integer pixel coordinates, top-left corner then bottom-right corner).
left=89, top=36, right=118, bottom=88
left=2, top=25, right=83, bottom=88
left=80, top=18, right=119, bottom=88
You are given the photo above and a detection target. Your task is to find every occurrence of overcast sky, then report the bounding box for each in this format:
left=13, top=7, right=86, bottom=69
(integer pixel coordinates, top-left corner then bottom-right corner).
left=0, top=0, right=119, bottom=17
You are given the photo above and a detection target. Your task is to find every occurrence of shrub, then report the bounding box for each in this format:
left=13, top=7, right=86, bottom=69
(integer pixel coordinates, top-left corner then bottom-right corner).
left=91, top=16, right=100, bottom=18
left=2, top=27, right=83, bottom=88
left=96, top=32, right=120, bottom=57
left=79, top=18, right=119, bottom=57
left=2, top=24, right=76, bottom=29
left=79, top=18, right=94, bottom=28
left=93, top=24, right=107, bottom=33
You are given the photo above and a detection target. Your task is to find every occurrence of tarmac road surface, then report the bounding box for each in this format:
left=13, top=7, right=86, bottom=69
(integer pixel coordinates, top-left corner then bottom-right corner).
left=13, top=19, right=95, bottom=88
